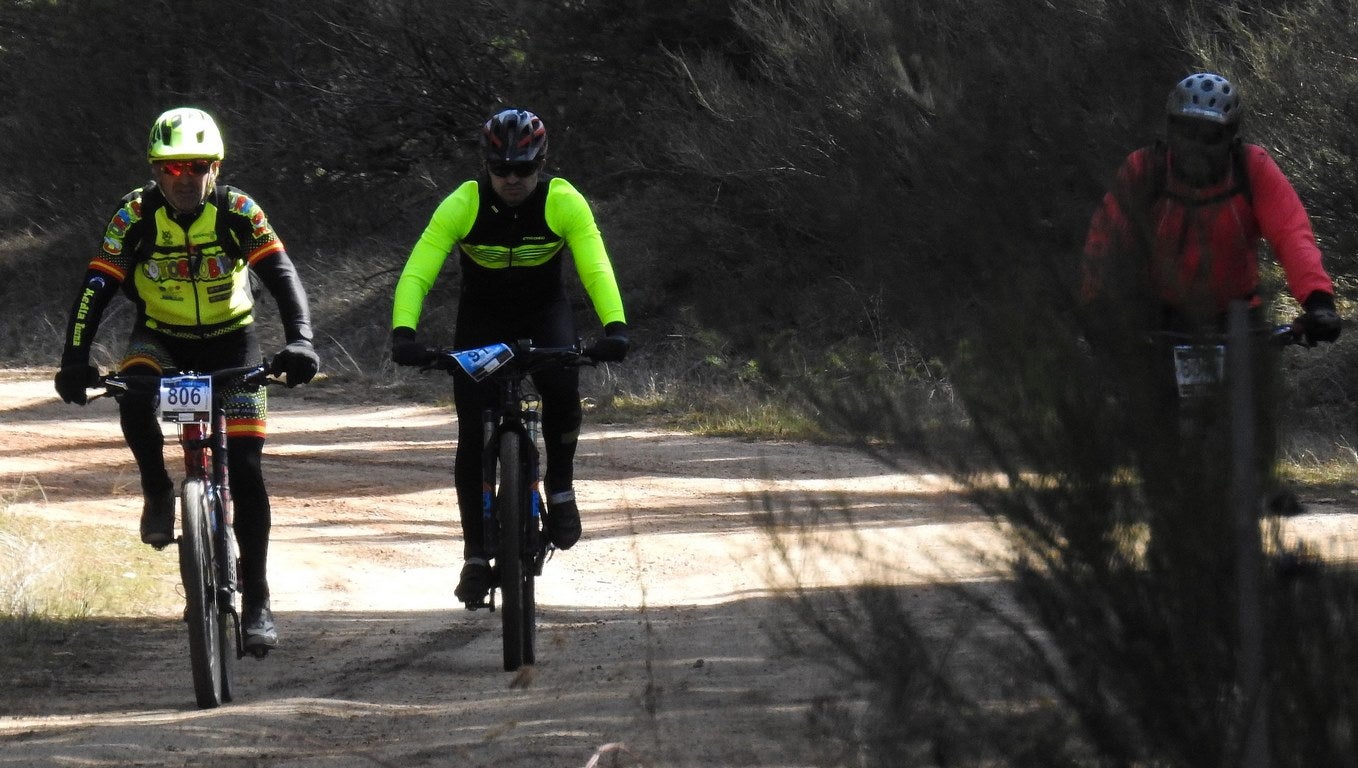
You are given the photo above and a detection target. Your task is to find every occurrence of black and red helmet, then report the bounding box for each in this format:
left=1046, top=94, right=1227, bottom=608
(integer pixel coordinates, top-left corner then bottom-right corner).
left=480, top=109, right=548, bottom=162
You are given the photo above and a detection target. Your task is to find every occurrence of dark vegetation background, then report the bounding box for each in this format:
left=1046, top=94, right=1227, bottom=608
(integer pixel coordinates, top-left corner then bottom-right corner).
left=4, top=0, right=1358, bottom=765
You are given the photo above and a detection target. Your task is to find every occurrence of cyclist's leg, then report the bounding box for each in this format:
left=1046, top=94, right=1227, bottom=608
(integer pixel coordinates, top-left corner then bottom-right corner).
left=226, top=432, right=268, bottom=606
left=538, top=369, right=583, bottom=550
left=1252, top=335, right=1288, bottom=508
left=117, top=329, right=175, bottom=545
left=524, top=295, right=581, bottom=494
left=227, top=432, right=277, bottom=647
left=451, top=373, right=499, bottom=603
left=452, top=372, right=495, bottom=560
left=450, top=306, right=505, bottom=603
left=530, top=297, right=584, bottom=548
left=536, top=369, right=582, bottom=494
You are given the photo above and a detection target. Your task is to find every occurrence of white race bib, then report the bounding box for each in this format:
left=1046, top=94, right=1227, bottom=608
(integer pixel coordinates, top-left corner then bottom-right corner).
left=159, top=374, right=213, bottom=423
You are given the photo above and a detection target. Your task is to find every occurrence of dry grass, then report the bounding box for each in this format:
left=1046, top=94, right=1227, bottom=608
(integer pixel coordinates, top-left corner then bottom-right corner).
left=0, top=494, right=181, bottom=657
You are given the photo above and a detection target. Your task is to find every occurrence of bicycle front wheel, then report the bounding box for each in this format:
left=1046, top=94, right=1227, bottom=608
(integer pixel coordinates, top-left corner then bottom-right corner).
left=178, top=479, right=225, bottom=709
left=212, top=487, right=238, bottom=702
left=496, top=430, right=532, bottom=672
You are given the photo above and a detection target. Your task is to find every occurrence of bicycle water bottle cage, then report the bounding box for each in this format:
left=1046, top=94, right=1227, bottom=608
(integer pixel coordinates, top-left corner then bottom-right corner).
left=159, top=374, right=213, bottom=423
left=1171, top=344, right=1225, bottom=399
left=453, top=343, right=514, bottom=381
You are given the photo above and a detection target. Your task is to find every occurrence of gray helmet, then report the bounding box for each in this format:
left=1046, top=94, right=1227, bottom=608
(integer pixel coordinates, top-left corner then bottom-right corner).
left=1166, top=72, right=1242, bottom=125
left=480, top=109, right=548, bottom=162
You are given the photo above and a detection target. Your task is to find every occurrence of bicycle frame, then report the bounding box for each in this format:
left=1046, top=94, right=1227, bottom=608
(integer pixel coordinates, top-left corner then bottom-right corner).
left=171, top=376, right=242, bottom=658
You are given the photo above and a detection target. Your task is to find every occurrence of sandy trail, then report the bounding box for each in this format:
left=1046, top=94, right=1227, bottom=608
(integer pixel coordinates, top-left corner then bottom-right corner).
left=0, top=369, right=1004, bottom=767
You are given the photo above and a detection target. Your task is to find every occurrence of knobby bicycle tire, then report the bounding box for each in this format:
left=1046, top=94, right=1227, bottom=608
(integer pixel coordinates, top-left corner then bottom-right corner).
left=496, top=430, right=531, bottom=671
left=212, top=488, right=237, bottom=702
left=179, top=479, right=225, bottom=708
left=523, top=556, right=537, bottom=666
left=524, top=483, right=541, bottom=666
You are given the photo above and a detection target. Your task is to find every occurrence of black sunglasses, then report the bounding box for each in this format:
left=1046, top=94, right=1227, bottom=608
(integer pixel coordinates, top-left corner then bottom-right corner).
left=488, top=161, right=539, bottom=178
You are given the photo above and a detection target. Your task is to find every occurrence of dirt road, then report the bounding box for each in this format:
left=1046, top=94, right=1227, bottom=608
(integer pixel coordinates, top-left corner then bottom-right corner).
left=0, top=369, right=1003, bottom=767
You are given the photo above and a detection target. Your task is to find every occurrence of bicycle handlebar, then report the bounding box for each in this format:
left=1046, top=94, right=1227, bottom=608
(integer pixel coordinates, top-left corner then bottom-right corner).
left=415, top=340, right=597, bottom=378
left=1151, top=322, right=1311, bottom=348
left=91, top=361, right=278, bottom=402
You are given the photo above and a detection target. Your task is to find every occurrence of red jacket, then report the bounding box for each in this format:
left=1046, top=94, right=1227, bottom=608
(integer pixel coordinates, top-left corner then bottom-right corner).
left=1082, top=143, right=1332, bottom=314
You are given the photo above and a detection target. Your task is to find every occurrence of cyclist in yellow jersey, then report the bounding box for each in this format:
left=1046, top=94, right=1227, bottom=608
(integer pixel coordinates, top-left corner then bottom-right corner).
left=391, top=108, right=629, bottom=606
left=54, top=108, right=320, bottom=651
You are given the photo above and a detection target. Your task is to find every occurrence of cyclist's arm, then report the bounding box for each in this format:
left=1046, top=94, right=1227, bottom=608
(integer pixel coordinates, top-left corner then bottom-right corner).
left=225, top=191, right=314, bottom=344
left=60, top=195, right=145, bottom=365
left=60, top=268, right=121, bottom=367
left=1243, top=144, right=1334, bottom=304
left=545, top=177, right=626, bottom=326
left=1080, top=149, right=1149, bottom=303
left=392, top=181, right=479, bottom=331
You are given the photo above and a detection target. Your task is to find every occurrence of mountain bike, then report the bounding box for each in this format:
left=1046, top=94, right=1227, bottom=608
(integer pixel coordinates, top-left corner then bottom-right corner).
left=422, top=340, right=595, bottom=672
left=1155, top=302, right=1316, bottom=765
left=93, top=362, right=277, bottom=708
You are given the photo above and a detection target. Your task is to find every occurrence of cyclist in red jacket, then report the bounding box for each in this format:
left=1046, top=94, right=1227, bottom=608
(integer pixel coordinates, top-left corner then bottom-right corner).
left=1080, top=73, right=1343, bottom=563
left=1082, top=72, right=1340, bottom=339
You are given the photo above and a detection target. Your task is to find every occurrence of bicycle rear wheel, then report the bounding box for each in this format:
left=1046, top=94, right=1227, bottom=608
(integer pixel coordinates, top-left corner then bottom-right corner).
left=496, top=431, right=531, bottom=671
left=178, top=479, right=225, bottom=709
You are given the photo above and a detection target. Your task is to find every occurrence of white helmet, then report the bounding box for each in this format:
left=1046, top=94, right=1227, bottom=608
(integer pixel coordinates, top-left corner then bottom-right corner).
left=1166, top=73, right=1242, bottom=126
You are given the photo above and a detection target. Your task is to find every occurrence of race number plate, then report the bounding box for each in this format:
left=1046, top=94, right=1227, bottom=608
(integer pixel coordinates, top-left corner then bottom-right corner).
left=1171, top=344, right=1225, bottom=398
left=453, top=343, right=514, bottom=381
left=159, top=374, right=212, bottom=423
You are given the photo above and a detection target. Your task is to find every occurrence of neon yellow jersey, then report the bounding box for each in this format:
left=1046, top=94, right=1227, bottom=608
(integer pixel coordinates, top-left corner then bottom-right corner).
left=130, top=203, right=255, bottom=333
left=392, top=175, right=625, bottom=330
left=88, top=185, right=286, bottom=338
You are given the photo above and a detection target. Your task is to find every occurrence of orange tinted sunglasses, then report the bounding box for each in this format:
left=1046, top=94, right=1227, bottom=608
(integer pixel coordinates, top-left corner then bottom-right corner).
left=159, top=160, right=215, bottom=177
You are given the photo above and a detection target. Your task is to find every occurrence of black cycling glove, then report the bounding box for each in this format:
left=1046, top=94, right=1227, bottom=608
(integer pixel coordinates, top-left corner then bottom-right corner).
left=272, top=340, right=321, bottom=387
left=391, top=327, right=436, bottom=367
left=54, top=362, right=99, bottom=405
left=1300, top=291, right=1341, bottom=344
left=587, top=322, right=630, bottom=363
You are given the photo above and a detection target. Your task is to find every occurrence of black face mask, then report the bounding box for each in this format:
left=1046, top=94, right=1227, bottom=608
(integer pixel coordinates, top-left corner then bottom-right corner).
left=1167, top=118, right=1236, bottom=186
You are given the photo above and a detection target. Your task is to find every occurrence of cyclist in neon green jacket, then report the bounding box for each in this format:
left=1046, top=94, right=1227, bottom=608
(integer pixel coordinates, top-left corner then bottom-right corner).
left=391, top=109, right=629, bottom=606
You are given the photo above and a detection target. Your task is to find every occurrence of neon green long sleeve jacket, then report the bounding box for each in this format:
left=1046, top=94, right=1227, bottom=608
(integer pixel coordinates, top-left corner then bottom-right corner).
left=392, top=175, right=626, bottom=331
